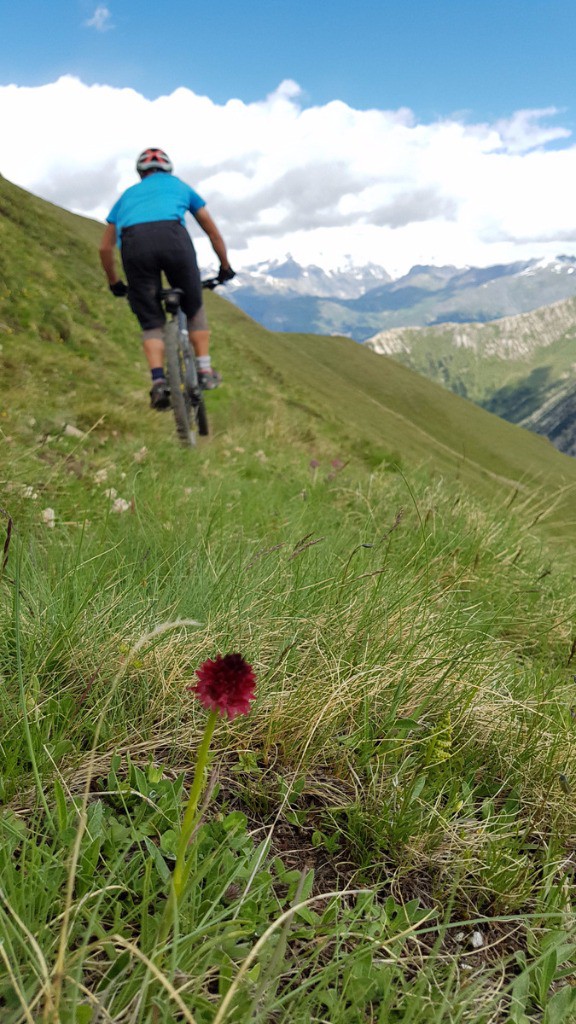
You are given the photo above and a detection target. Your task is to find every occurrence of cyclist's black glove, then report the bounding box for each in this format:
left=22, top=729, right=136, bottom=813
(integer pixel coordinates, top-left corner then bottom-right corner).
left=217, top=266, right=236, bottom=284
left=109, top=280, right=128, bottom=297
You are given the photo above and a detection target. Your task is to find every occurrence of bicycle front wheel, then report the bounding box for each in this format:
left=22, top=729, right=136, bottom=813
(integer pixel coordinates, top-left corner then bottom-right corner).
left=195, top=394, right=209, bottom=437
left=164, top=319, right=195, bottom=447
left=179, top=310, right=209, bottom=439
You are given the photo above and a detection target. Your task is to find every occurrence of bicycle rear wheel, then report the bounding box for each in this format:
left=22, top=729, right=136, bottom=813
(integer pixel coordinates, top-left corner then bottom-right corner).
left=164, top=319, right=196, bottom=446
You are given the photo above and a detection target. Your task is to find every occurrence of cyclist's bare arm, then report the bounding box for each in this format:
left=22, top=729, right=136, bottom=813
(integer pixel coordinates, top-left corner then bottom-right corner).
left=99, top=224, right=121, bottom=285
left=193, top=207, right=232, bottom=273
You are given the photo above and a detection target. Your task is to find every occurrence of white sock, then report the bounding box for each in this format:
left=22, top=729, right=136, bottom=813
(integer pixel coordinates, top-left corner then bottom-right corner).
left=197, top=356, right=212, bottom=371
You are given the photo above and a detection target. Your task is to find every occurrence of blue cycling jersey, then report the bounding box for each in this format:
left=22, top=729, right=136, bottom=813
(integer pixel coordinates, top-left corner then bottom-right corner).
left=107, top=173, right=206, bottom=244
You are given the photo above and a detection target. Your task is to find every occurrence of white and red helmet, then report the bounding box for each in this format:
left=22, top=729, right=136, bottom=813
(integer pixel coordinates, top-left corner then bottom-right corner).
left=136, top=148, right=173, bottom=174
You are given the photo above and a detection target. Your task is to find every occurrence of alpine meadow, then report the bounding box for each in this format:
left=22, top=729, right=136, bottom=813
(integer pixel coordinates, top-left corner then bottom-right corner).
left=2, top=173, right=576, bottom=1023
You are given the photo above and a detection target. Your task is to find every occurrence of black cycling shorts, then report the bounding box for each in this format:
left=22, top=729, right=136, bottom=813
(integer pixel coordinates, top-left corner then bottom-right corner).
left=120, top=220, right=203, bottom=331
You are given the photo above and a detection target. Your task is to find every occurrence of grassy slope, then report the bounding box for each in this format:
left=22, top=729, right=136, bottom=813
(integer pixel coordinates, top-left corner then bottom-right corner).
left=3, top=172, right=576, bottom=539
left=205, top=302, right=576, bottom=544
left=1, top=177, right=576, bottom=1022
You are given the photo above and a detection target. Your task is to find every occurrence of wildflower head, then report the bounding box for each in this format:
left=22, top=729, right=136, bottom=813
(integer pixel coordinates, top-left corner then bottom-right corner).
left=190, top=653, right=256, bottom=720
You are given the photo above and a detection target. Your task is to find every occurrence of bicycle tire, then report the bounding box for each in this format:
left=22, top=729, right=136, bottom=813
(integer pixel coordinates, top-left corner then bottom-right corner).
left=164, top=319, right=195, bottom=446
left=196, top=394, right=209, bottom=436
left=178, top=310, right=209, bottom=439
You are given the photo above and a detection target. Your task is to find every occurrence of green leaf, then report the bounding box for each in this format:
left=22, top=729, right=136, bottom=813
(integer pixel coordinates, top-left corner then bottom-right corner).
left=286, top=809, right=307, bottom=826
left=109, top=821, right=130, bottom=843
left=535, top=949, right=557, bottom=1007
left=96, top=950, right=131, bottom=990
left=543, top=985, right=576, bottom=1024
left=144, top=836, right=171, bottom=882
left=393, top=717, right=422, bottom=732
left=147, top=763, right=164, bottom=784
left=295, top=906, right=316, bottom=925
left=159, top=829, right=178, bottom=857
left=510, top=968, right=531, bottom=1024
left=53, top=778, right=68, bottom=833
left=223, top=811, right=248, bottom=832
left=218, top=959, right=234, bottom=996
left=48, top=739, right=74, bottom=761
left=75, top=1006, right=93, bottom=1024
left=130, top=763, right=148, bottom=793
left=552, top=943, right=576, bottom=966
left=0, top=809, right=28, bottom=841
left=79, top=838, right=102, bottom=889
left=86, top=799, right=104, bottom=838
left=409, top=775, right=427, bottom=802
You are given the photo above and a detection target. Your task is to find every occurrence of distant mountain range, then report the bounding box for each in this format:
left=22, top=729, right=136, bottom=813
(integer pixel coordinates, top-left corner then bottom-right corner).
left=227, top=256, right=576, bottom=341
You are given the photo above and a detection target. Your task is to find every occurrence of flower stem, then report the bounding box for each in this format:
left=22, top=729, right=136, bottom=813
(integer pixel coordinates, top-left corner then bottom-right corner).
left=158, top=709, right=218, bottom=946
left=174, top=709, right=218, bottom=895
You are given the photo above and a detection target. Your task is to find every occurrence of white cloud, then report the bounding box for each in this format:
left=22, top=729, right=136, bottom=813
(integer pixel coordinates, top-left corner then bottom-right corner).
left=85, top=5, right=112, bottom=31
left=1, top=76, right=576, bottom=276
left=492, top=108, right=571, bottom=153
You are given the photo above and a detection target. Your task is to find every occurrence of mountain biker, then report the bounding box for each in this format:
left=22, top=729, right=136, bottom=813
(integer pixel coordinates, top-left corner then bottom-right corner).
left=99, top=147, right=235, bottom=409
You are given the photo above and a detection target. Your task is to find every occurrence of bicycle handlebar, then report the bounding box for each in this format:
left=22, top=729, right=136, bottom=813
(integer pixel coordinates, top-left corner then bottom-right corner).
left=111, top=272, right=234, bottom=299
left=203, top=276, right=237, bottom=290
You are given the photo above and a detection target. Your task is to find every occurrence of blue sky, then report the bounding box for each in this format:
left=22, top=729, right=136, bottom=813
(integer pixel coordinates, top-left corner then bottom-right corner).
left=2, top=1, right=576, bottom=274
left=3, top=1, right=576, bottom=123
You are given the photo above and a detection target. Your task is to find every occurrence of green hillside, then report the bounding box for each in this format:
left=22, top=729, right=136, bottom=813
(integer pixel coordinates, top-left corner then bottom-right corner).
left=2, top=174, right=576, bottom=541
left=365, top=300, right=576, bottom=456
left=1, top=176, right=576, bottom=1023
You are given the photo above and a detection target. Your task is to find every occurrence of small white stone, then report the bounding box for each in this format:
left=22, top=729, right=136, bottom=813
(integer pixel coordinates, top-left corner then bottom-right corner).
left=470, top=931, right=484, bottom=949
left=64, top=424, right=86, bottom=439
left=94, top=469, right=108, bottom=484
left=41, top=508, right=55, bottom=528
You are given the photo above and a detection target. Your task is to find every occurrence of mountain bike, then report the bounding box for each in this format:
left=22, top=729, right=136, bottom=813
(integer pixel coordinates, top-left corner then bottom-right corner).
left=161, top=287, right=207, bottom=447
left=162, top=278, right=224, bottom=447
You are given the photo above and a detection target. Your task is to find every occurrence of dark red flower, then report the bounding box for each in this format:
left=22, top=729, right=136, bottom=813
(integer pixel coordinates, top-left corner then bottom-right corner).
left=190, top=653, right=257, bottom=720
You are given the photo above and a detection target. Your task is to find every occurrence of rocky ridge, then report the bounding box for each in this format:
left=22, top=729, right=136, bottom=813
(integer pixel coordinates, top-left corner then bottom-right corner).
left=366, top=297, right=576, bottom=362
